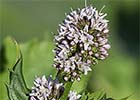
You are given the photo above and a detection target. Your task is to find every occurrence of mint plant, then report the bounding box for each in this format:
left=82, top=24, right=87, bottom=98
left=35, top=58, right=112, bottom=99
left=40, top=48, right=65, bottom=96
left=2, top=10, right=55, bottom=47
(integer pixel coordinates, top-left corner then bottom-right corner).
left=6, top=2, right=129, bottom=100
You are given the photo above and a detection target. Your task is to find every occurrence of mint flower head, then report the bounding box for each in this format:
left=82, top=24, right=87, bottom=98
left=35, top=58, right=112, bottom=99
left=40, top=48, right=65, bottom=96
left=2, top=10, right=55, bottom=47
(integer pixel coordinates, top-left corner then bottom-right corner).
left=29, top=75, right=64, bottom=100
left=53, top=5, right=110, bottom=81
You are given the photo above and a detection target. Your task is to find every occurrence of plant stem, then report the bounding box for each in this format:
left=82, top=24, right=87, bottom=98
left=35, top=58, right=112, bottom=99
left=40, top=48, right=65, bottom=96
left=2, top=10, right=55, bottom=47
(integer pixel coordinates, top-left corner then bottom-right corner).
left=60, top=81, right=73, bottom=100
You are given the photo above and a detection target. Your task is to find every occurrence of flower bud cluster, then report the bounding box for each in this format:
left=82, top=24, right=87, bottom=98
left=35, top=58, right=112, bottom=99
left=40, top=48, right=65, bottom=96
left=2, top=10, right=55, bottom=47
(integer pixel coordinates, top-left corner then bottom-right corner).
left=29, top=75, right=64, bottom=100
left=67, top=91, right=81, bottom=100
left=53, top=6, right=110, bottom=81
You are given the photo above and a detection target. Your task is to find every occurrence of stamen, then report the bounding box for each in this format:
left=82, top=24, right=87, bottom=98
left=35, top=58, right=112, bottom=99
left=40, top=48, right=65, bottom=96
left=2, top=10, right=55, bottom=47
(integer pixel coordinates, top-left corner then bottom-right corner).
left=99, top=5, right=106, bottom=13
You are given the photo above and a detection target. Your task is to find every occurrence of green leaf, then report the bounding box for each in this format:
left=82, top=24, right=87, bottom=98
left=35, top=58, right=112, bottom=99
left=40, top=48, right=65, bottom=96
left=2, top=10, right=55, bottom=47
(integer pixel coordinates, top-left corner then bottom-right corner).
left=117, top=95, right=131, bottom=100
left=0, top=37, right=20, bottom=100
left=88, top=90, right=106, bottom=100
left=80, top=90, right=106, bottom=100
left=20, top=38, right=56, bottom=87
left=80, top=91, right=130, bottom=100
left=80, top=92, right=88, bottom=100
left=71, top=73, right=92, bottom=94
left=106, top=98, right=115, bottom=100
left=6, top=39, right=29, bottom=100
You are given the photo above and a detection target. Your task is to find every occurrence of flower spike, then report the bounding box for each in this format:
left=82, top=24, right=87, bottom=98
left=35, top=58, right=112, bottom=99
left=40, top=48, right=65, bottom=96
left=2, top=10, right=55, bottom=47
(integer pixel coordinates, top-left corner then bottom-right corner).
left=53, top=5, right=110, bottom=81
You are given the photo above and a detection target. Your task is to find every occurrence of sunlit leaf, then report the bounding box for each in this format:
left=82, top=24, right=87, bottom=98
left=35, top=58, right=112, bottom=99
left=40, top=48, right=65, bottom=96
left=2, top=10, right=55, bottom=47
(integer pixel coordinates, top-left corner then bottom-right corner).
left=6, top=38, right=29, bottom=100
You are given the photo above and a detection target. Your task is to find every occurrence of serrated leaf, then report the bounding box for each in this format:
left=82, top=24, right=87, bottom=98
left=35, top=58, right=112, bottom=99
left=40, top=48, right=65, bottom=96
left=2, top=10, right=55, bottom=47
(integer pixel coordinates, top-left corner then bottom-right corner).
left=80, top=92, right=88, bottom=100
left=80, top=90, right=106, bottom=100
left=106, top=98, right=115, bottom=100
left=88, top=90, right=106, bottom=100
left=6, top=39, right=29, bottom=100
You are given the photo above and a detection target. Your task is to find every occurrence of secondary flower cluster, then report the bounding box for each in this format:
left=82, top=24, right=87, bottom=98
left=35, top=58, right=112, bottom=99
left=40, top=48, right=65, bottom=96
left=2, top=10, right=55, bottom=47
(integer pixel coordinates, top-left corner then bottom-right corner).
left=53, top=6, right=110, bottom=81
left=29, top=75, right=81, bottom=100
left=29, top=75, right=64, bottom=100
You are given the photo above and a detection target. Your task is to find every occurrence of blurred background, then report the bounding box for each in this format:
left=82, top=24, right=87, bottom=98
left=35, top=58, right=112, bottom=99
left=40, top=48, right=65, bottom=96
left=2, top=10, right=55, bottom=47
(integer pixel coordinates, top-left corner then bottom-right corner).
left=0, top=0, right=139, bottom=100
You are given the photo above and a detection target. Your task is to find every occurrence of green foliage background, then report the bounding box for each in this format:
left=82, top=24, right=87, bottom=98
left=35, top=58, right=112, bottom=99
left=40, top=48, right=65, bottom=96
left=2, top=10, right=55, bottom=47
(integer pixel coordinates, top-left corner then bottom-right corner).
left=0, top=0, right=139, bottom=100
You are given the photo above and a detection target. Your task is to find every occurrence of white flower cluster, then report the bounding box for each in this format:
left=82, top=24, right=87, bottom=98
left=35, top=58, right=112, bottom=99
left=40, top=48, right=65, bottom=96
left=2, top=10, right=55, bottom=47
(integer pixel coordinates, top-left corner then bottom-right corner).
left=67, top=91, right=81, bottom=100
left=29, top=75, right=64, bottom=100
left=54, top=6, right=110, bottom=81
